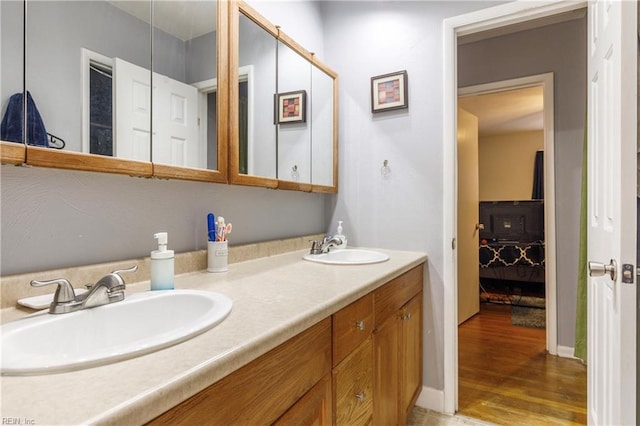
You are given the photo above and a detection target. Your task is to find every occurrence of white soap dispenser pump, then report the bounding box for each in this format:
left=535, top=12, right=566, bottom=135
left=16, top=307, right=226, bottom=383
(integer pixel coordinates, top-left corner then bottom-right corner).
left=150, top=232, right=174, bottom=290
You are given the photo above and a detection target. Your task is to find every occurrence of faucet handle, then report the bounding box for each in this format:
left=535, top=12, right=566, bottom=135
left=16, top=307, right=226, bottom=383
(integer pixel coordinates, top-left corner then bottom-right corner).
left=30, top=278, right=76, bottom=303
left=309, top=239, right=321, bottom=254
left=102, top=265, right=138, bottom=288
left=112, top=265, right=138, bottom=277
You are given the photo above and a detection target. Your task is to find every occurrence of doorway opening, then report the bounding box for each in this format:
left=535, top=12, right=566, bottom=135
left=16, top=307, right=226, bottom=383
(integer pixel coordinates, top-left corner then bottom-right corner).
left=442, top=1, right=590, bottom=417
left=454, top=77, right=582, bottom=422
left=458, top=79, right=553, bottom=325
left=456, top=73, right=557, bottom=349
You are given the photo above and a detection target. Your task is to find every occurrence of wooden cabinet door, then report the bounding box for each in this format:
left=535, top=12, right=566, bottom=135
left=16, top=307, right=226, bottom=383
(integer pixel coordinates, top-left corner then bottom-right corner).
left=400, top=293, right=423, bottom=424
left=373, top=312, right=400, bottom=425
left=274, top=374, right=332, bottom=426
left=333, top=337, right=373, bottom=426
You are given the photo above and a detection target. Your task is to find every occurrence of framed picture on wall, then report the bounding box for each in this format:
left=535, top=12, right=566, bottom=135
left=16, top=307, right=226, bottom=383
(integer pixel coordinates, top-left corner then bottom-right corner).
left=276, top=90, right=307, bottom=124
left=371, top=70, right=408, bottom=113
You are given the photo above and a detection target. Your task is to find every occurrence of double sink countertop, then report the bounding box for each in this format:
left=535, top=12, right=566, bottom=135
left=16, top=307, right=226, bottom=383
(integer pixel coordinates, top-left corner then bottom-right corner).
left=0, top=247, right=427, bottom=425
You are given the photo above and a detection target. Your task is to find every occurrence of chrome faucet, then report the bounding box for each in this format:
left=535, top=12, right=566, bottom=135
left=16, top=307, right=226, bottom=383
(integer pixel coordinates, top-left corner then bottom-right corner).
left=30, top=265, right=138, bottom=314
left=310, top=235, right=345, bottom=254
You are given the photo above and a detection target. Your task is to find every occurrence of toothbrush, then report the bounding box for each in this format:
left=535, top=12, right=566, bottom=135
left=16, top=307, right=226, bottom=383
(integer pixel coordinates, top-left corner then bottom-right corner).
left=223, top=223, right=232, bottom=241
left=217, top=216, right=226, bottom=242
left=207, top=213, right=216, bottom=242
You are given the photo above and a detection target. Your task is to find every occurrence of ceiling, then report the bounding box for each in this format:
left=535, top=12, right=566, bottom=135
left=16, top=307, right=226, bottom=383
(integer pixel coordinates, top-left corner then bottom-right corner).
left=458, top=86, right=544, bottom=137
left=109, top=1, right=217, bottom=41
left=458, top=9, right=586, bottom=45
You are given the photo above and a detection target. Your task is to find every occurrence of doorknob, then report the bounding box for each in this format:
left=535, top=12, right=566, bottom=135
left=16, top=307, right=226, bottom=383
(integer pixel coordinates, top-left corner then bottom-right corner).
left=588, top=259, right=617, bottom=281
left=475, top=223, right=485, bottom=230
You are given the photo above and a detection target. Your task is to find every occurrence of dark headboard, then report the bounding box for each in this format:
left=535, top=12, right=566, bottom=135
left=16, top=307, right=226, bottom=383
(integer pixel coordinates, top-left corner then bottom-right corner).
left=479, top=200, right=544, bottom=243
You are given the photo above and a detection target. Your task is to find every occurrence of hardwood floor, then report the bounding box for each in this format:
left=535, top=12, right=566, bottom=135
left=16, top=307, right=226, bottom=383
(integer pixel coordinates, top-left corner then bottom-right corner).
left=457, top=303, right=587, bottom=425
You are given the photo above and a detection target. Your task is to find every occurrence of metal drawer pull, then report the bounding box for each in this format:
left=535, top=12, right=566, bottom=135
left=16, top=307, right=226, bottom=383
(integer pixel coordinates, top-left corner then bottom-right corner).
left=355, top=391, right=366, bottom=402
left=355, top=320, right=365, bottom=331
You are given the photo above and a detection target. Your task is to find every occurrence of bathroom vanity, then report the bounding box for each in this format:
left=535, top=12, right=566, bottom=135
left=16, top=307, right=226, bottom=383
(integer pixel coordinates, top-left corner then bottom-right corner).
left=150, top=263, right=422, bottom=425
left=0, top=246, right=426, bottom=425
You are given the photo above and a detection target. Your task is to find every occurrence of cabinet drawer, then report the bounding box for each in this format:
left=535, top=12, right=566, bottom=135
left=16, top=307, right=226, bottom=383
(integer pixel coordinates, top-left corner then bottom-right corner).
left=374, top=266, right=423, bottom=327
left=333, top=293, right=374, bottom=366
left=333, top=337, right=373, bottom=426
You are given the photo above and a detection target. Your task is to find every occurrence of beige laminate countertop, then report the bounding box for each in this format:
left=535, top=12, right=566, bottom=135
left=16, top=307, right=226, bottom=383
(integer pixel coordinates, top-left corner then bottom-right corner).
left=0, top=248, right=427, bottom=425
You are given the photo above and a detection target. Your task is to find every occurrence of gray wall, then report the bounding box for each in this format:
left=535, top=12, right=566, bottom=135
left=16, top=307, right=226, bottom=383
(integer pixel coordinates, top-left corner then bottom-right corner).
left=458, top=16, right=587, bottom=348
left=186, top=31, right=218, bottom=85
left=0, top=166, right=327, bottom=275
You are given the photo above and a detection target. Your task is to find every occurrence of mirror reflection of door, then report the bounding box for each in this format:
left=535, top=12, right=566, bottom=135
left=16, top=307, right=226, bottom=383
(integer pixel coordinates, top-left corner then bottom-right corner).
left=239, top=81, right=248, bottom=174
left=114, top=58, right=152, bottom=162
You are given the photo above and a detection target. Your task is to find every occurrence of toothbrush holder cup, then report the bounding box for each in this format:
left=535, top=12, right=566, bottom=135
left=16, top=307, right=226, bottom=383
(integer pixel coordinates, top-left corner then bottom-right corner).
left=207, top=241, right=228, bottom=273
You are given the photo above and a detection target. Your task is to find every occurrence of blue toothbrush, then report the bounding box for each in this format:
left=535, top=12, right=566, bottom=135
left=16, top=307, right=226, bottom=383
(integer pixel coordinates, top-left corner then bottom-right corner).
left=207, top=213, right=216, bottom=241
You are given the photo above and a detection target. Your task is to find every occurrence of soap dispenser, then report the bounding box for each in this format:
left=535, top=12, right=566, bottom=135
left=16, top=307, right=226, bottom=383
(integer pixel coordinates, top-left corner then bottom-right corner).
left=335, top=221, right=347, bottom=249
left=151, top=232, right=174, bottom=290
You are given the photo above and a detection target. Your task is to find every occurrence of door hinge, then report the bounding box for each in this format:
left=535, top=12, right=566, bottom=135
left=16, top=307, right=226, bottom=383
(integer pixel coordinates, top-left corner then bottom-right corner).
left=452, top=238, right=456, bottom=250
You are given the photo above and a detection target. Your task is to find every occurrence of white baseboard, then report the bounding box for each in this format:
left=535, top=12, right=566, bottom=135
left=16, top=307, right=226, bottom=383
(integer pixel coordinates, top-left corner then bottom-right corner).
left=415, top=386, right=446, bottom=413
left=557, top=345, right=576, bottom=359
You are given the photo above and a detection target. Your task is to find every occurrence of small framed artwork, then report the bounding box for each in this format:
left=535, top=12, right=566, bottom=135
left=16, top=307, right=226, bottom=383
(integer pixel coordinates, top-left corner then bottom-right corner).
left=371, top=70, right=408, bottom=113
left=276, top=90, right=307, bottom=124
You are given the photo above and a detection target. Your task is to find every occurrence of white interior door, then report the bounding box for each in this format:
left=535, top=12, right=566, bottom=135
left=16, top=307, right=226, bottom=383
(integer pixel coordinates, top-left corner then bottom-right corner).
left=114, top=58, right=151, bottom=161
left=152, top=72, right=199, bottom=168
left=457, top=107, right=480, bottom=324
left=586, top=1, right=637, bottom=425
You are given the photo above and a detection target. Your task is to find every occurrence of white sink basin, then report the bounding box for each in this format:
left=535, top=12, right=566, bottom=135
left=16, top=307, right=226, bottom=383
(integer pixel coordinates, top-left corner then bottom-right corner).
left=303, top=249, right=389, bottom=265
left=1, top=289, right=232, bottom=375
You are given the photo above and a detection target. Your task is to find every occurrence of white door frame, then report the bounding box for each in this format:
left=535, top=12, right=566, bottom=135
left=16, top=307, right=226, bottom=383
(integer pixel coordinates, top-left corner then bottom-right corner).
left=458, top=73, right=557, bottom=356
left=442, top=0, right=587, bottom=415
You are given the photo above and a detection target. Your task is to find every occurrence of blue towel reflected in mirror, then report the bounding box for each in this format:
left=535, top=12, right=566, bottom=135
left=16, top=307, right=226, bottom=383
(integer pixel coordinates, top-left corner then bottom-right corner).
left=1, top=91, right=49, bottom=147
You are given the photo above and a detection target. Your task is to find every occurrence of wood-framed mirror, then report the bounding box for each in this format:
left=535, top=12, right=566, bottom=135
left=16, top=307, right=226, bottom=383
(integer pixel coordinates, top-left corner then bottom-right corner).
left=0, top=0, right=228, bottom=183
left=229, top=0, right=338, bottom=193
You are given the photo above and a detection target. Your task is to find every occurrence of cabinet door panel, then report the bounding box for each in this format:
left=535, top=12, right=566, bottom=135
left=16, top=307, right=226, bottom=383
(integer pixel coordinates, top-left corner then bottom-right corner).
left=401, top=293, right=423, bottom=423
left=274, top=374, right=332, bottom=426
left=333, top=337, right=373, bottom=426
left=373, top=313, right=400, bottom=425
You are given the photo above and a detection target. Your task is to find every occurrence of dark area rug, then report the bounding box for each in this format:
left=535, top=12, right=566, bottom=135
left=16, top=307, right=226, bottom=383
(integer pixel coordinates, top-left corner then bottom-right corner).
left=511, top=305, right=545, bottom=328
left=479, top=280, right=546, bottom=328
